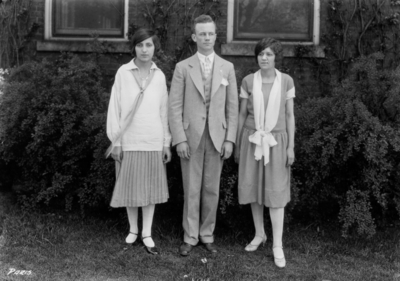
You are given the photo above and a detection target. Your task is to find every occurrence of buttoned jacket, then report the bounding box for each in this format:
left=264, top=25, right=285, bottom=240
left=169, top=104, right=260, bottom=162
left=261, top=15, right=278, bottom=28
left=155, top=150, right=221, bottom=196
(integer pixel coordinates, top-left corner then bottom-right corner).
left=168, top=54, right=238, bottom=153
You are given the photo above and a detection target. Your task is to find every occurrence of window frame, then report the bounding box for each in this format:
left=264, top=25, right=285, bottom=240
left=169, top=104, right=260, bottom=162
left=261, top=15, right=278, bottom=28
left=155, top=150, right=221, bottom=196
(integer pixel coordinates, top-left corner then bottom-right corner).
left=226, top=0, right=320, bottom=45
left=44, top=0, right=129, bottom=41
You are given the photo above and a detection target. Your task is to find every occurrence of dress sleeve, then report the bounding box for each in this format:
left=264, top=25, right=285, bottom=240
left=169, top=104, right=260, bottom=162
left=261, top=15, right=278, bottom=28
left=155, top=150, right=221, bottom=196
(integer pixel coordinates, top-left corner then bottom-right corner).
left=106, top=70, right=122, bottom=145
left=286, top=75, right=295, bottom=100
left=160, top=82, right=172, bottom=147
left=239, top=77, right=250, bottom=99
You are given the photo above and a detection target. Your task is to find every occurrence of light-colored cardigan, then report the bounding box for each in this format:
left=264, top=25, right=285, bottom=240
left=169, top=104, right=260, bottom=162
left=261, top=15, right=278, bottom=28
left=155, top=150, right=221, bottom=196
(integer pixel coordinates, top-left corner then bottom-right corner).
left=107, top=60, right=171, bottom=151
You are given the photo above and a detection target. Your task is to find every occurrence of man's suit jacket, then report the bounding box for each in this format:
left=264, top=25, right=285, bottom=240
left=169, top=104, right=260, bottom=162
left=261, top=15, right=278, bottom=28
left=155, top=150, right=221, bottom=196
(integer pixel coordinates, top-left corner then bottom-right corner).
left=168, top=54, right=238, bottom=154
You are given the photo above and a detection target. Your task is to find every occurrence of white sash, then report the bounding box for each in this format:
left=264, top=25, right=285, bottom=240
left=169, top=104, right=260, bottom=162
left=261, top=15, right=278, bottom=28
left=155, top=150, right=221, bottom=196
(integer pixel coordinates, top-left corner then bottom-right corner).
left=248, top=69, right=282, bottom=165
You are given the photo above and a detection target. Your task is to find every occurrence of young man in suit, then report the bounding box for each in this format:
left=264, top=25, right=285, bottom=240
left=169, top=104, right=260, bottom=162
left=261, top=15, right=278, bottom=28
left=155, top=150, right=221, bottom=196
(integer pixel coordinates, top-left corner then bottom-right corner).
left=168, top=14, right=238, bottom=256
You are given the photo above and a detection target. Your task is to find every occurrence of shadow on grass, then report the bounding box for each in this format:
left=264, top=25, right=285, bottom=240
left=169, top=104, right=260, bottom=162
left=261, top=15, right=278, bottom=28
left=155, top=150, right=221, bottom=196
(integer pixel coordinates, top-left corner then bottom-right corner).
left=0, top=191, right=399, bottom=281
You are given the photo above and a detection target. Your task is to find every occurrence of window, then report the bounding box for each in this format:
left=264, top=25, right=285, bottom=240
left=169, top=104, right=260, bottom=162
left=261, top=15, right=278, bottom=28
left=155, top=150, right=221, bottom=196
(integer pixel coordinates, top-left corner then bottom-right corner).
left=223, top=0, right=322, bottom=56
left=226, top=0, right=320, bottom=44
left=45, top=0, right=128, bottom=41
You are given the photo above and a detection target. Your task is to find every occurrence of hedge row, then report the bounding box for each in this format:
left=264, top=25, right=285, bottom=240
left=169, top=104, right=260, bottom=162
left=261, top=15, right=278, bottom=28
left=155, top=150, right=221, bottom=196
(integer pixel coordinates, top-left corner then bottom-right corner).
left=0, top=52, right=399, bottom=237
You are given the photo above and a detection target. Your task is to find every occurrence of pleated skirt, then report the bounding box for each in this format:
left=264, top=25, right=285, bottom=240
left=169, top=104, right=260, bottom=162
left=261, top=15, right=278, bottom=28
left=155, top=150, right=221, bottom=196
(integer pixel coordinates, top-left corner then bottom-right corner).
left=238, top=127, right=290, bottom=208
left=110, top=151, right=169, bottom=208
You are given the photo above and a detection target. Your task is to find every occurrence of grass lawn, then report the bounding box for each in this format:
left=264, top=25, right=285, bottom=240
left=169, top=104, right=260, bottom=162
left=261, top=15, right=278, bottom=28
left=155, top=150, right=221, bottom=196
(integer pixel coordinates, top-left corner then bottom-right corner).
left=0, top=191, right=399, bottom=281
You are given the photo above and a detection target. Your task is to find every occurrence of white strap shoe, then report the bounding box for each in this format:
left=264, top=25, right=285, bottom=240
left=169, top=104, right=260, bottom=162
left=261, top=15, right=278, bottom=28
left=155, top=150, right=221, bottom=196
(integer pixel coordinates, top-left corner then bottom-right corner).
left=244, top=234, right=267, bottom=252
left=125, top=232, right=138, bottom=244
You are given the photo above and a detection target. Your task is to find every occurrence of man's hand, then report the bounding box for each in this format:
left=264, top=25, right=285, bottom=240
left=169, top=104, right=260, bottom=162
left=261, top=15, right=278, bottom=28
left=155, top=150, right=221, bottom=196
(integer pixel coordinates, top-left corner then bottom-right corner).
left=221, top=141, right=233, bottom=160
left=111, top=146, right=123, bottom=162
left=177, top=141, right=190, bottom=159
left=162, top=146, right=172, bottom=164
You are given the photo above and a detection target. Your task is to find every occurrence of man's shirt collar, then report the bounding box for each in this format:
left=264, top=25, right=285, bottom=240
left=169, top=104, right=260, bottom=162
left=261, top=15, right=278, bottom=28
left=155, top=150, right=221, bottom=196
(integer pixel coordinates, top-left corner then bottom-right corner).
left=197, top=52, right=215, bottom=65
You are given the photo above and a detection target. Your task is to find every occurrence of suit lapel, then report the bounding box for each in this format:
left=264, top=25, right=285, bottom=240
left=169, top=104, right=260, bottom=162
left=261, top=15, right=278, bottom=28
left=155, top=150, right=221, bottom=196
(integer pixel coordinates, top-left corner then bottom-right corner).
left=189, top=55, right=205, bottom=100
left=211, top=55, right=224, bottom=98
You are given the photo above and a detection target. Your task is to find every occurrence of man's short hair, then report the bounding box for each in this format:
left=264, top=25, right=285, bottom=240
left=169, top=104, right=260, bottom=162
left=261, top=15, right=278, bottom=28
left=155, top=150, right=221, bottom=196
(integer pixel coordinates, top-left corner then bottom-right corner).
left=191, top=14, right=216, bottom=34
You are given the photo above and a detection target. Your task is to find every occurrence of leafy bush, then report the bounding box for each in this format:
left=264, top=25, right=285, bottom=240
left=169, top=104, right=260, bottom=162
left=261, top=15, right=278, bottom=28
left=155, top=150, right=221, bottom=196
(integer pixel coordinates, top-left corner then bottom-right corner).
left=0, top=53, right=114, bottom=211
left=2, top=48, right=399, bottom=239
left=293, top=53, right=400, bottom=237
left=0, top=50, right=238, bottom=221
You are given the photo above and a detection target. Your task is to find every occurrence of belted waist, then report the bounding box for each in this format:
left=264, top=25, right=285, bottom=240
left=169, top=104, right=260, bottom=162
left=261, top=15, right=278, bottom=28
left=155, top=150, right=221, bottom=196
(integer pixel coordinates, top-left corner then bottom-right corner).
left=243, top=125, right=286, bottom=135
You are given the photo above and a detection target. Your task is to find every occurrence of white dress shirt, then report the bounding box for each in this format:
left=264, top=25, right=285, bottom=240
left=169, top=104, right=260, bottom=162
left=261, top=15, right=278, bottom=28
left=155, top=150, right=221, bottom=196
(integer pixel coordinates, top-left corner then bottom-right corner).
left=197, top=52, right=215, bottom=75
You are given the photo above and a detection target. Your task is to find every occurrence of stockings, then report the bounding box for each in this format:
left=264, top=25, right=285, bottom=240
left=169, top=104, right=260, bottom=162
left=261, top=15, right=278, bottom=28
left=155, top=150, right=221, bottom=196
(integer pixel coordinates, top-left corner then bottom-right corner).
left=125, top=204, right=155, bottom=247
left=249, top=203, right=284, bottom=248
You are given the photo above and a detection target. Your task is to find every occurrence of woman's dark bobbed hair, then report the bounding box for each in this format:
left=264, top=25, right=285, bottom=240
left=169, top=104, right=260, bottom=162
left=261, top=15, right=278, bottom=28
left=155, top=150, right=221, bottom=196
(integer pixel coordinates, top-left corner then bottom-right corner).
left=130, top=28, right=160, bottom=57
left=254, top=37, right=283, bottom=64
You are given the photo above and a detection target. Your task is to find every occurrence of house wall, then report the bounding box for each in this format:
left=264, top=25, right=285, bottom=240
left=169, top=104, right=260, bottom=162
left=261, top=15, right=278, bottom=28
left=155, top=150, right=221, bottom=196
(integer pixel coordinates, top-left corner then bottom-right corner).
left=29, top=0, right=329, bottom=97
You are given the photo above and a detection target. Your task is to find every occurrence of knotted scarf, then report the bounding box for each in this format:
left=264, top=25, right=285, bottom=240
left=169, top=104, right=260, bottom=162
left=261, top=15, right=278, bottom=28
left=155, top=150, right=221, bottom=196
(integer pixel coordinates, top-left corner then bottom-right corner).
left=105, top=64, right=156, bottom=158
left=248, top=69, right=282, bottom=165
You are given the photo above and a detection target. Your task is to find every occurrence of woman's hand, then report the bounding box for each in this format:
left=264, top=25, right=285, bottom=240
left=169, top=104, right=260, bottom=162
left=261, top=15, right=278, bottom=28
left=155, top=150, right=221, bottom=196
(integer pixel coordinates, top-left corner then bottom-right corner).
left=286, top=147, right=295, bottom=167
left=162, top=146, right=172, bottom=164
left=111, top=146, right=123, bottom=162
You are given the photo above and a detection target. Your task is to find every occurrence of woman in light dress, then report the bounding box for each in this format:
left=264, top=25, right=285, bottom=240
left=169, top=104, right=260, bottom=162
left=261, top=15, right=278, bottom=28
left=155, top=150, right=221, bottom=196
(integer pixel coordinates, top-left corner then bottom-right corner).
left=235, top=38, right=295, bottom=268
left=106, top=28, right=171, bottom=255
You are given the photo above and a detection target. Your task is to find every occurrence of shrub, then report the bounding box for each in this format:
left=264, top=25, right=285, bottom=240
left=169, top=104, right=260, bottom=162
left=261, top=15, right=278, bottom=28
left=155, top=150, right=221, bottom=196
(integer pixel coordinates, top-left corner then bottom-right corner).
left=0, top=50, right=238, bottom=219
left=2, top=49, right=399, bottom=238
left=0, top=53, right=113, bottom=211
left=293, top=53, right=400, bottom=237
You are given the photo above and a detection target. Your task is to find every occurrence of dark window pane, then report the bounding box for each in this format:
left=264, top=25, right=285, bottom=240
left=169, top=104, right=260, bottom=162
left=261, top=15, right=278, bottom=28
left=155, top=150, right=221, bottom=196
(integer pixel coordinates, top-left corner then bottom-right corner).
left=53, top=0, right=125, bottom=38
left=234, top=0, right=313, bottom=42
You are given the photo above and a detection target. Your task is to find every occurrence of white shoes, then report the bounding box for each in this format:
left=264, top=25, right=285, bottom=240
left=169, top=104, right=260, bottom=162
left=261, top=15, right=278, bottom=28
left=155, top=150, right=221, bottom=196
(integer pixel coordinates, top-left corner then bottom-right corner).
left=273, top=246, right=286, bottom=268
left=244, top=234, right=267, bottom=252
left=125, top=232, right=138, bottom=244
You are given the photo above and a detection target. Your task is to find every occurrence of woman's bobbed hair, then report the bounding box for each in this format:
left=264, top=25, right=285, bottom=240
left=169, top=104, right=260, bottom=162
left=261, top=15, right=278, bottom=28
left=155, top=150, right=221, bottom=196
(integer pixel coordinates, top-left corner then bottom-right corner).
left=254, top=37, right=283, bottom=64
left=130, top=28, right=160, bottom=57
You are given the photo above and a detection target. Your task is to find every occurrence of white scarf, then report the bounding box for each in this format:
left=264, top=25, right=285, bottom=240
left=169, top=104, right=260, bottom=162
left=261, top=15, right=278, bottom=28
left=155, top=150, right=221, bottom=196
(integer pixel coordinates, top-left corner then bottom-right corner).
left=248, top=69, right=282, bottom=165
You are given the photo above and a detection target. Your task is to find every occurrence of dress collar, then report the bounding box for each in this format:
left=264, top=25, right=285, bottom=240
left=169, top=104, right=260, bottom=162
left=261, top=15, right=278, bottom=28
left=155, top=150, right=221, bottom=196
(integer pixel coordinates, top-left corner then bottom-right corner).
left=260, top=69, right=281, bottom=83
left=126, top=59, right=160, bottom=71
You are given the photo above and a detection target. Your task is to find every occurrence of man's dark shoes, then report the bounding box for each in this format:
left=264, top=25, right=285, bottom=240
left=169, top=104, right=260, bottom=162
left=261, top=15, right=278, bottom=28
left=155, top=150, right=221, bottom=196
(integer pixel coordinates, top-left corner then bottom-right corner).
left=180, top=243, right=193, bottom=256
left=204, top=243, right=217, bottom=253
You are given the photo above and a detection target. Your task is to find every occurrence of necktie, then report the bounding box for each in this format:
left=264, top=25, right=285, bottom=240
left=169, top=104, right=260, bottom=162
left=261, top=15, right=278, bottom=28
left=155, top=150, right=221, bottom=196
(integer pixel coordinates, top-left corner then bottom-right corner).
left=204, top=56, right=211, bottom=78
